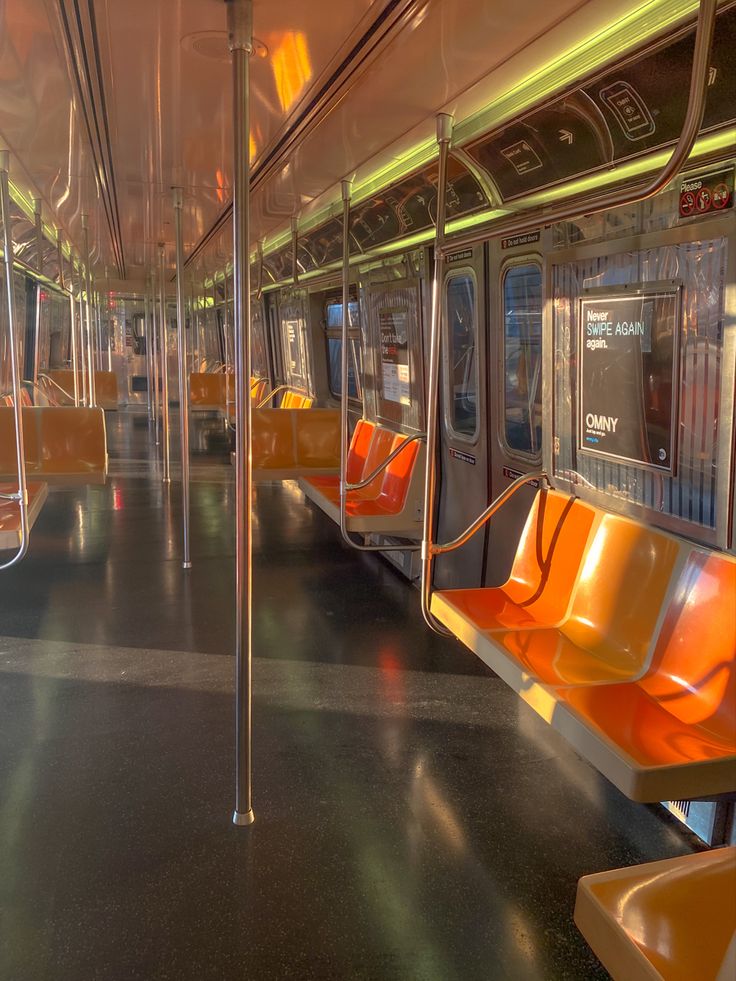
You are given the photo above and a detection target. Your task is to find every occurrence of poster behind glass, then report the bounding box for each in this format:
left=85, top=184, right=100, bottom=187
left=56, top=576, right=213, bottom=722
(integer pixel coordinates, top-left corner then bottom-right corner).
left=577, top=284, right=681, bottom=473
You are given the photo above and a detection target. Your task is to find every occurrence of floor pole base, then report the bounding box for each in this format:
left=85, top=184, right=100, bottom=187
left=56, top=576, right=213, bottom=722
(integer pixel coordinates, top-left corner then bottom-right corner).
left=232, top=808, right=255, bottom=827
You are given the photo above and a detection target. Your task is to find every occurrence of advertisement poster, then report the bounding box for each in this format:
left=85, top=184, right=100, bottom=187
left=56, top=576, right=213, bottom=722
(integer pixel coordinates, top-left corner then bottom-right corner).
left=379, top=308, right=410, bottom=406
left=285, top=320, right=302, bottom=375
left=578, top=286, right=680, bottom=472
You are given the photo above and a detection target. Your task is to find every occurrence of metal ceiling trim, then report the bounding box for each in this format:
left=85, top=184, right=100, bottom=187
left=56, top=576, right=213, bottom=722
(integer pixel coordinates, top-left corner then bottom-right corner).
left=55, top=0, right=126, bottom=277
left=184, top=0, right=426, bottom=270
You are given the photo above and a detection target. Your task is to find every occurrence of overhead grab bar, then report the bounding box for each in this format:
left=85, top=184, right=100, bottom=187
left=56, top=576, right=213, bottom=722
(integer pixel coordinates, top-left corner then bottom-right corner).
left=430, top=471, right=550, bottom=556
left=338, top=179, right=420, bottom=554
left=0, top=151, right=30, bottom=569
left=440, top=0, right=717, bottom=257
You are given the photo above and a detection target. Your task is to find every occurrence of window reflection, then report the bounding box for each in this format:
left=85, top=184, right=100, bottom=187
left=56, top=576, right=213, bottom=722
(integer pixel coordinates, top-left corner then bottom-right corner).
left=503, top=264, right=543, bottom=455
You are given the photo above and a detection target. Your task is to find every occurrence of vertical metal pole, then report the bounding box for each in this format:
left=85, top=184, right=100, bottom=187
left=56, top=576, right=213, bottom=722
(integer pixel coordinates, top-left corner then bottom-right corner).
left=173, top=188, right=192, bottom=569
left=224, top=270, right=233, bottom=421
left=105, top=267, right=112, bottom=371
left=80, top=215, right=97, bottom=406
left=227, top=0, right=255, bottom=828
left=73, top=255, right=87, bottom=406
left=158, top=242, right=171, bottom=482
left=95, top=283, right=104, bottom=370
left=58, top=232, right=79, bottom=405
left=151, top=271, right=160, bottom=443
left=32, top=199, right=43, bottom=385
left=420, top=114, right=453, bottom=635
left=33, top=198, right=43, bottom=274
left=339, top=179, right=353, bottom=548
left=144, top=289, right=154, bottom=421
left=0, top=151, right=29, bottom=565
left=291, top=215, right=299, bottom=286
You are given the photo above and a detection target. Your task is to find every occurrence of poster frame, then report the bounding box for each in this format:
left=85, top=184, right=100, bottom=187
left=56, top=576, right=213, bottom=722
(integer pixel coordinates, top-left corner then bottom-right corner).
left=576, top=279, right=683, bottom=475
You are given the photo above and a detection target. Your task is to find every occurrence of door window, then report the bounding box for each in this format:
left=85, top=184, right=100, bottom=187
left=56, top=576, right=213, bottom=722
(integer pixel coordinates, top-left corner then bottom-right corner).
left=502, top=262, right=543, bottom=456
left=444, top=271, right=478, bottom=441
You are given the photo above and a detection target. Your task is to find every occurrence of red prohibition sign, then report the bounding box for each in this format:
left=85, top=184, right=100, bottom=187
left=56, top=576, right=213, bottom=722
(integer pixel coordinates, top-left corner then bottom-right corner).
left=696, top=186, right=712, bottom=212
left=712, top=183, right=730, bottom=210
left=680, top=190, right=696, bottom=215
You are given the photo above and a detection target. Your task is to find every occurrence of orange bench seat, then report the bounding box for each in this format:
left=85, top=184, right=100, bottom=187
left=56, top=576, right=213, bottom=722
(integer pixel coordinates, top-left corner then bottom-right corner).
left=251, top=408, right=340, bottom=480
left=431, top=487, right=736, bottom=802
left=0, top=407, right=107, bottom=485
left=299, top=424, right=424, bottom=537
left=0, top=482, right=48, bottom=550
left=575, top=847, right=736, bottom=981
left=48, top=370, right=119, bottom=409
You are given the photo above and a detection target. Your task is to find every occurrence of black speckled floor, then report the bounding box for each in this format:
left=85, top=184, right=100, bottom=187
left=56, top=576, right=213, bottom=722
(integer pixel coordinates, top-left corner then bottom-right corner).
left=0, top=408, right=697, bottom=980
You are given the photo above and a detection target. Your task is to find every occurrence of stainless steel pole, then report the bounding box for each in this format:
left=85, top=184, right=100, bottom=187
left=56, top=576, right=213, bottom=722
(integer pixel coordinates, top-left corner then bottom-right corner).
left=227, top=0, right=254, bottom=828
left=339, top=180, right=353, bottom=547
left=158, top=242, right=171, bottom=482
left=420, top=114, right=453, bottom=636
left=0, top=151, right=29, bottom=568
left=80, top=215, right=96, bottom=407
left=58, top=231, right=79, bottom=405
left=73, top=255, right=87, bottom=406
left=144, top=289, right=154, bottom=421
left=95, top=284, right=104, bottom=371
left=151, top=271, right=160, bottom=444
left=173, top=187, right=192, bottom=569
left=291, top=216, right=298, bottom=285
left=33, top=198, right=43, bottom=274
left=105, top=267, right=112, bottom=371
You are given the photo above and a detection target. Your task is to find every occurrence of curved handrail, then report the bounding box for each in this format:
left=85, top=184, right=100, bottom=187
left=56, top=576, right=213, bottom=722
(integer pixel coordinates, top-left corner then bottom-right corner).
left=0, top=152, right=30, bottom=568
left=346, top=432, right=425, bottom=492
left=38, top=372, right=74, bottom=402
left=255, top=383, right=310, bottom=409
left=430, top=471, right=550, bottom=556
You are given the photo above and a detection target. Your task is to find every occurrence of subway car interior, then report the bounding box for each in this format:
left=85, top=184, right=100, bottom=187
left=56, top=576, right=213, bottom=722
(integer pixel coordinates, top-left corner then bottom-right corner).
left=0, top=0, right=735, bottom=978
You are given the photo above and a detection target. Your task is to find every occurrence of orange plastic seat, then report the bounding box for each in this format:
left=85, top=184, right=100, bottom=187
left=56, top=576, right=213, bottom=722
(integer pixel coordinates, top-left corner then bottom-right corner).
left=92, top=371, right=119, bottom=409
left=433, top=491, right=597, bottom=636
left=299, top=425, right=424, bottom=536
left=342, top=434, right=419, bottom=518
left=551, top=550, right=736, bottom=800
left=307, top=419, right=376, bottom=491
left=0, top=407, right=107, bottom=485
left=190, top=372, right=228, bottom=410
left=0, top=481, right=48, bottom=549
left=38, top=407, right=107, bottom=482
left=575, top=847, right=736, bottom=981
left=497, top=514, right=681, bottom=686
left=0, top=406, right=41, bottom=476
left=294, top=410, right=341, bottom=469
left=251, top=408, right=296, bottom=470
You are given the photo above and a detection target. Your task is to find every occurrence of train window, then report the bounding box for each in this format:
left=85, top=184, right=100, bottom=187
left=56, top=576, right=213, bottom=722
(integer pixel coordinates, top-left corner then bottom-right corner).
left=444, top=271, right=478, bottom=441
left=324, top=297, right=362, bottom=401
left=279, top=294, right=310, bottom=390
left=502, top=262, right=543, bottom=456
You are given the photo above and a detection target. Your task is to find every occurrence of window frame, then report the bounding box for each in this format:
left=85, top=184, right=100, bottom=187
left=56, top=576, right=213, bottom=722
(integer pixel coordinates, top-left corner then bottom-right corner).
left=442, top=265, right=480, bottom=445
left=499, top=256, right=544, bottom=463
left=323, top=292, right=363, bottom=404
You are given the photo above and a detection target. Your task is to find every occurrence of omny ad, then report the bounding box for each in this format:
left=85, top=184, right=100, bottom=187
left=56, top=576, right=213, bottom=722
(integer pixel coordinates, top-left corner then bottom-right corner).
left=577, top=285, right=681, bottom=474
